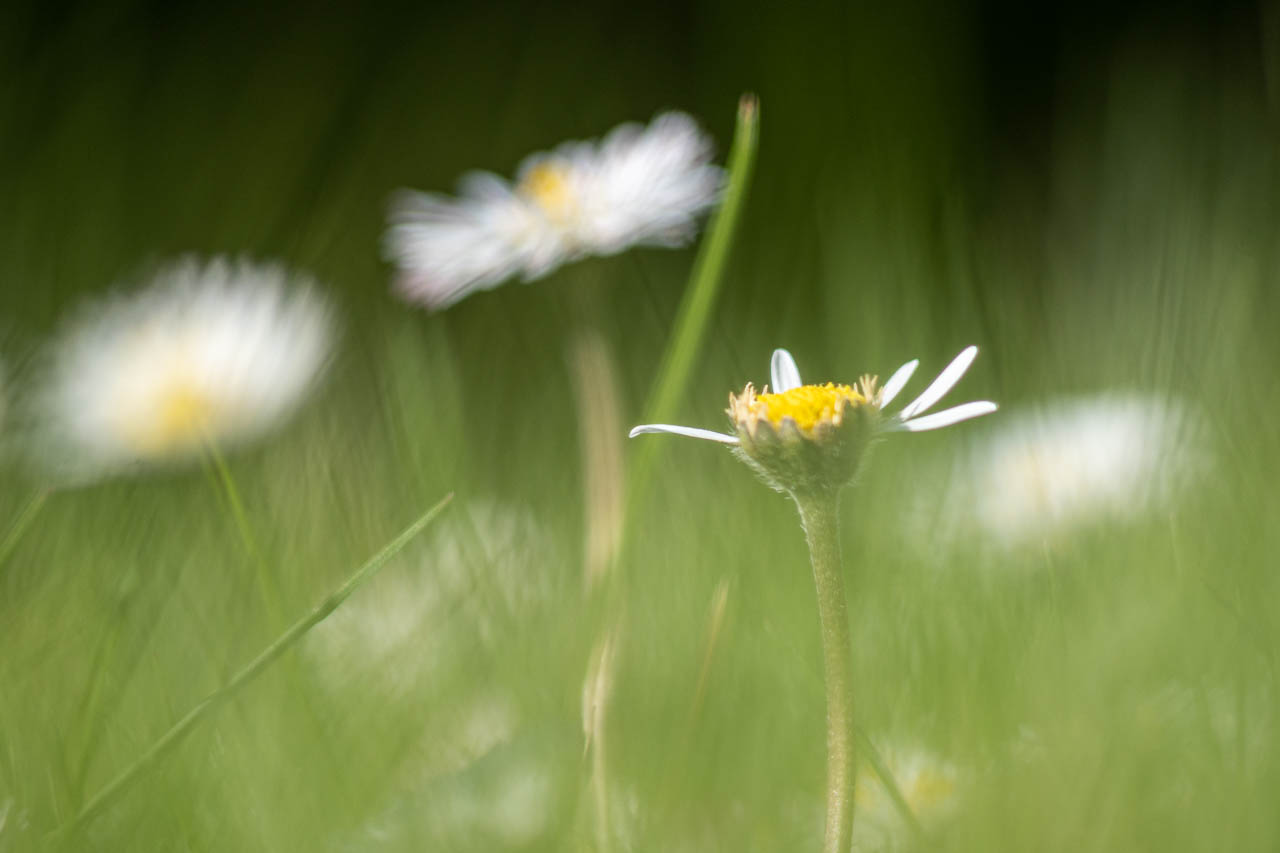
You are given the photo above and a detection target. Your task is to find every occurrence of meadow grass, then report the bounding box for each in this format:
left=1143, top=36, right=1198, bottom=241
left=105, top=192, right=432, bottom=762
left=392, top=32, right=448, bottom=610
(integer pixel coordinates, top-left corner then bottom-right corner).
left=2, top=2, right=1279, bottom=851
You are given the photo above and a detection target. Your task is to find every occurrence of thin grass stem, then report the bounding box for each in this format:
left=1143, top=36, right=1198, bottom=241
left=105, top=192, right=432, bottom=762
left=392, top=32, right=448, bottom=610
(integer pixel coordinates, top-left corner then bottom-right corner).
left=49, top=492, right=453, bottom=844
left=627, top=94, right=759, bottom=516
left=203, top=442, right=283, bottom=624
left=0, top=488, right=51, bottom=568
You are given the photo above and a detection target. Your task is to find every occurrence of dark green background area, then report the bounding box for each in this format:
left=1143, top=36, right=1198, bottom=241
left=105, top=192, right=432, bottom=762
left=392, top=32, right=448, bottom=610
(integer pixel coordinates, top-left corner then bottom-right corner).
left=2, top=1, right=1279, bottom=850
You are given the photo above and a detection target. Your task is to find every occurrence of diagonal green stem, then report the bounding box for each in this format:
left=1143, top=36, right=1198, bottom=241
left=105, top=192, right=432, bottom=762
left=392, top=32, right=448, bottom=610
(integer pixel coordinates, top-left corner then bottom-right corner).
left=627, top=94, right=760, bottom=514
left=853, top=726, right=925, bottom=840
left=49, top=493, right=453, bottom=844
left=793, top=490, right=856, bottom=853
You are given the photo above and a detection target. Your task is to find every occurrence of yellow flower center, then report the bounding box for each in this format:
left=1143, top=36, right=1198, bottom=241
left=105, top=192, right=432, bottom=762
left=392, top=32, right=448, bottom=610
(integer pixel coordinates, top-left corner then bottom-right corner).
left=755, top=383, right=868, bottom=432
left=518, top=162, right=577, bottom=223
left=127, top=382, right=214, bottom=455
left=906, top=767, right=957, bottom=811
left=854, top=762, right=957, bottom=816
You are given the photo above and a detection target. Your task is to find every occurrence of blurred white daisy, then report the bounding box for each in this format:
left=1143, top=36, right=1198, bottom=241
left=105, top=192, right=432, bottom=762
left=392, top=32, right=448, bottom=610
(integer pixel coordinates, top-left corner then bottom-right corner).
left=30, top=256, right=332, bottom=481
left=386, top=111, right=724, bottom=310
left=931, top=394, right=1197, bottom=549
left=306, top=499, right=562, bottom=700
left=854, top=745, right=961, bottom=847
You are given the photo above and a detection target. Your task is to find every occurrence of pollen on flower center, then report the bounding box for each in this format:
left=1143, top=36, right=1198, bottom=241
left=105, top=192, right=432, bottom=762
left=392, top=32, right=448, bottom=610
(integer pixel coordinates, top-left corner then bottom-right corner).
left=128, top=382, right=215, bottom=454
left=754, top=383, right=868, bottom=432
left=906, top=768, right=957, bottom=811
left=518, top=162, right=577, bottom=223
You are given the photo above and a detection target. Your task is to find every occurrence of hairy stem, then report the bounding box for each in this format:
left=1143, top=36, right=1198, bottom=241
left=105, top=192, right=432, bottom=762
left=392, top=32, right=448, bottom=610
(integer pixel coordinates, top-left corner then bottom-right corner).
left=794, top=491, right=855, bottom=853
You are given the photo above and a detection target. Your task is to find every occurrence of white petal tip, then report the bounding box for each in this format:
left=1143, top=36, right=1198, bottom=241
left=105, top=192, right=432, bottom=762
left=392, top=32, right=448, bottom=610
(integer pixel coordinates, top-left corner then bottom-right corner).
left=897, top=346, right=982, bottom=420
left=879, top=358, right=920, bottom=408
left=901, top=400, right=998, bottom=432
left=628, top=424, right=740, bottom=444
left=770, top=348, right=802, bottom=393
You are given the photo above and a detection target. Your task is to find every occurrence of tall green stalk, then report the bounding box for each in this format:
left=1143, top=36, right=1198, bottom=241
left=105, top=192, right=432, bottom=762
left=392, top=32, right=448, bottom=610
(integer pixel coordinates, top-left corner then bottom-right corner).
left=628, top=94, right=759, bottom=513
left=793, top=490, right=855, bottom=853
left=582, top=95, right=759, bottom=852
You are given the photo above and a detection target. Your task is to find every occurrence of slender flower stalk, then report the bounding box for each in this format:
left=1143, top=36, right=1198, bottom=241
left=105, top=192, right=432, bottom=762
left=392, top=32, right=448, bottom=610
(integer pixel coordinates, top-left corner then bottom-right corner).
left=629, top=346, right=996, bottom=849
left=202, top=440, right=283, bottom=623
left=795, top=492, right=855, bottom=853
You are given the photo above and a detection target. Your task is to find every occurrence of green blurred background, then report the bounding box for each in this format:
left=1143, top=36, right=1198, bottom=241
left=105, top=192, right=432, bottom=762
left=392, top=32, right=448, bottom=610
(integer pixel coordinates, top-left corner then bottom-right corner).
left=3, top=0, right=1280, bottom=849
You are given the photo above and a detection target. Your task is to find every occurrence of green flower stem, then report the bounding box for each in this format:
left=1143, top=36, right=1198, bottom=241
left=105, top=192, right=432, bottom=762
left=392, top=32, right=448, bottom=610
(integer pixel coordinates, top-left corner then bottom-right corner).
left=203, top=442, right=283, bottom=625
left=793, top=490, right=855, bottom=853
left=49, top=493, right=453, bottom=845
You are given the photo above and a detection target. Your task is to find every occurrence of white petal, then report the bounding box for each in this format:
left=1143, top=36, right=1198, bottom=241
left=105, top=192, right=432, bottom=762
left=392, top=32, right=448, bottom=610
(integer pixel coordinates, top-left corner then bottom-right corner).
left=897, top=346, right=979, bottom=420
left=770, top=349, right=802, bottom=393
left=901, top=400, right=998, bottom=432
left=878, top=358, right=919, bottom=408
left=628, top=424, right=739, bottom=444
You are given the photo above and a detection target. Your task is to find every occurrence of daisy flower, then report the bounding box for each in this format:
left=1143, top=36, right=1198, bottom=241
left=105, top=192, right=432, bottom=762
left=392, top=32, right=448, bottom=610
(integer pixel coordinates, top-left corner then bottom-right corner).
left=385, top=111, right=724, bottom=310
left=630, top=346, right=997, bottom=494
left=931, top=394, right=1196, bottom=549
left=854, top=745, right=962, bottom=847
left=307, top=499, right=560, bottom=699
left=30, top=256, right=333, bottom=481
left=631, top=346, right=994, bottom=851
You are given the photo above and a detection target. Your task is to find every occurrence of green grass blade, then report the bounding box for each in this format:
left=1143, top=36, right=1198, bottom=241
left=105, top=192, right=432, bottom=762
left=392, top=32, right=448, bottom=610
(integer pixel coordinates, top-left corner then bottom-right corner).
left=50, top=491, right=454, bottom=842
left=0, top=488, right=51, bottom=568
left=630, top=94, right=759, bottom=500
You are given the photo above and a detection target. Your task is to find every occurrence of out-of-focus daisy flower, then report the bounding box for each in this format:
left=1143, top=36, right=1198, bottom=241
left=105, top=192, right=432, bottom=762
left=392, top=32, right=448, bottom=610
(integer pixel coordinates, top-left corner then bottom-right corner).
left=854, top=745, right=961, bottom=847
left=386, top=111, right=724, bottom=310
left=631, top=346, right=997, bottom=494
left=307, top=499, right=562, bottom=699
left=930, top=394, right=1196, bottom=549
left=29, top=256, right=332, bottom=481
left=311, top=500, right=571, bottom=850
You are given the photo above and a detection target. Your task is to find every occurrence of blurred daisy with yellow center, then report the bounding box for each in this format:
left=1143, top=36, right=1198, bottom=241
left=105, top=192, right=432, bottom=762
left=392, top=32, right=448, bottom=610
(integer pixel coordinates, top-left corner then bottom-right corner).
left=854, top=745, right=962, bottom=845
left=914, top=393, right=1198, bottom=552
left=632, top=346, right=997, bottom=494
left=385, top=111, right=724, bottom=310
left=31, top=256, right=333, bottom=481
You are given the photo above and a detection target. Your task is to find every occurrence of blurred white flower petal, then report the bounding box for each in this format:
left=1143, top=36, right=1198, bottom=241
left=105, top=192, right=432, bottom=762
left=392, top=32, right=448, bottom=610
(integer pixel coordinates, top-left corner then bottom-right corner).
left=854, top=744, right=962, bottom=848
left=307, top=499, right=562, bottom=700
left=386, top=111, right=724, bottom=310
left=29, top=256, right=333, bottom=482
left=925, top=394, right=1201, bottom=550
